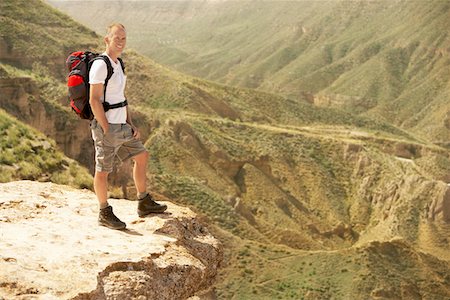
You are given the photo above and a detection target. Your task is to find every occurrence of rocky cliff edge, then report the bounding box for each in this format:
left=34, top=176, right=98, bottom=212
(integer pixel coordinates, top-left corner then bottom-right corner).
left=0, top=181, right=222, bottom=300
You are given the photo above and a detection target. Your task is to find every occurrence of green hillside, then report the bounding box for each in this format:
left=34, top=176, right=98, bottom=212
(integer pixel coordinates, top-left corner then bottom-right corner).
left=0, top=0, right=95, bottom=188
left=0, top=0, right=98, bottom=79
left=49, top=0, right=450, bottom=143
left=0, top=109, right=92, bottom=188
left=2, top=1, right=450, bottom=299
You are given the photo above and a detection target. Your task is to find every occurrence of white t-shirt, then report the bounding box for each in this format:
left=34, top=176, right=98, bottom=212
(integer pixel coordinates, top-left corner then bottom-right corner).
left=89, top=53, right=127, bottom=124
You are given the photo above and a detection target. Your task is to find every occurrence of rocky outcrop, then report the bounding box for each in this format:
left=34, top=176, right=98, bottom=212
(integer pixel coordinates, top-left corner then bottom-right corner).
left=0, top=181, right=222, bottom=300
left=0, top=37, right=26, bottom=68
left=427, top=184, right=450, bottom=222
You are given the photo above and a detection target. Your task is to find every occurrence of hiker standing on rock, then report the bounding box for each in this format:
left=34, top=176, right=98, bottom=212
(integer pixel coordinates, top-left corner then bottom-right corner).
left=89, top=23, right=167, bottom=230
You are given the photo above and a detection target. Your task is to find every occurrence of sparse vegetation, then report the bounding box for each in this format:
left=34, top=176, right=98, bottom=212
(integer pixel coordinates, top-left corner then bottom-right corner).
left=51, top=0, right=450, bottom=142
left=1, top=0, right=450, bottom=299
left=0, top=109, right=92, bottom=188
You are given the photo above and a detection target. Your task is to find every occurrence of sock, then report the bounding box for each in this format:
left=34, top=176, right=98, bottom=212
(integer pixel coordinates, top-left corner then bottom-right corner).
left=138, top=192, right=149, bottom=200
left=99, top=202, right=109, bottom=209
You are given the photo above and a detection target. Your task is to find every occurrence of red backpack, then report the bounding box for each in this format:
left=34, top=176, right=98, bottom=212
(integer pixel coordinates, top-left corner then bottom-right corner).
left=66, top=51, right=127, bottom=120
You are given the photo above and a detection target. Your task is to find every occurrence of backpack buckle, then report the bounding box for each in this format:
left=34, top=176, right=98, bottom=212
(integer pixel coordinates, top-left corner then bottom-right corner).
left=102, top=101, right=111, bottom=112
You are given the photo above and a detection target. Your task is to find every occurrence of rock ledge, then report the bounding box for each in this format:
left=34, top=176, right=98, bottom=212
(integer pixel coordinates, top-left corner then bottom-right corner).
left=0, top=181, right=222, bottom=300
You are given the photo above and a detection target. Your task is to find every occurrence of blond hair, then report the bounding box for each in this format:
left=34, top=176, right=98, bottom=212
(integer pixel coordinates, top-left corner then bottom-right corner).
left=106, top=23, right=126, bottom=37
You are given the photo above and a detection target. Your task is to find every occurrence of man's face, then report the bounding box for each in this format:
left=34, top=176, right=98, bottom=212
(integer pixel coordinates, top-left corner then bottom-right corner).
left=106, top=27, right=127, bottom=55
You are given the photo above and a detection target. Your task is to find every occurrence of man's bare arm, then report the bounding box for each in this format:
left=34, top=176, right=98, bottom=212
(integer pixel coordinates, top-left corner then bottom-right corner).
left=90, top=83, right=109, bottom=133
left=126, top=105, right=141, bottom=139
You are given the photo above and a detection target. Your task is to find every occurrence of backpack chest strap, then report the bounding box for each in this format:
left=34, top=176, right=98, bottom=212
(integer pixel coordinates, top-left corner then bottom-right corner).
left=103, top=99, right=128, bottom=112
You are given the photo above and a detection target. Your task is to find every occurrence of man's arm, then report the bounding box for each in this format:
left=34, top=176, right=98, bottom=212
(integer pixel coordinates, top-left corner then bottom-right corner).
left=90, top=83, right=109, bottom=133
left=126, top=105, right=141, bottom=139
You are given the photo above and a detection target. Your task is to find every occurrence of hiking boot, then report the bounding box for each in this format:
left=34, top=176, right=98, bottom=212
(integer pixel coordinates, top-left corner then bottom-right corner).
left=98, top=206, right=126, bottom=230
left=137, top=194, right=167, bottom=217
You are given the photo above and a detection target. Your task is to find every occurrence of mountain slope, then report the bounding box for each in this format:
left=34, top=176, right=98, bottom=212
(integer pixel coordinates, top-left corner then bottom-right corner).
left=0, top=109, right=92, bottom=188
left=146, top=113, right=450, bottom=299
left=49, top=0, right=450, bottom=142
left=2, top=1, right=450, bottom=299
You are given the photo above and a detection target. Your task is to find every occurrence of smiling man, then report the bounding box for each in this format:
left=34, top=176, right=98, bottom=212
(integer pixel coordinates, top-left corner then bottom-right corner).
left=89, top=23, right=167, bottom=230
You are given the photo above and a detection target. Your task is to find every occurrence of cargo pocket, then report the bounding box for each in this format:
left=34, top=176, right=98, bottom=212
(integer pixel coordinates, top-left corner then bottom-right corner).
left=91, top=121, right=105, bottom=143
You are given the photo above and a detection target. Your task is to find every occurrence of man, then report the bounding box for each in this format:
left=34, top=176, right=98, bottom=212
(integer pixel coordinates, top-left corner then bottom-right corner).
left=89, top=23, right=167, bottom=230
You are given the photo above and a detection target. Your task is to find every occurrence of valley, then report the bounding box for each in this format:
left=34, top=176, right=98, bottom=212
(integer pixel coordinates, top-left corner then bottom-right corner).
left=1, top=0, right=450, bottom=299
left=50, top=0, right=450, bottom=143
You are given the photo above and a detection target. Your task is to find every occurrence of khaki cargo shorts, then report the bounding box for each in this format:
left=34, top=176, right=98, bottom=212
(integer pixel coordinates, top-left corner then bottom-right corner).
left=91, top=119, right=146, bottom=173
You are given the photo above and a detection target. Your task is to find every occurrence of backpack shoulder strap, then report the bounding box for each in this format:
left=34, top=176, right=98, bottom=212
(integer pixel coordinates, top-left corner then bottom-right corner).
left=92, top=55, right=114, bottom=103
left=96, top=55, right=114, bottom=85
left=117, top=57, right=125, bottom=74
